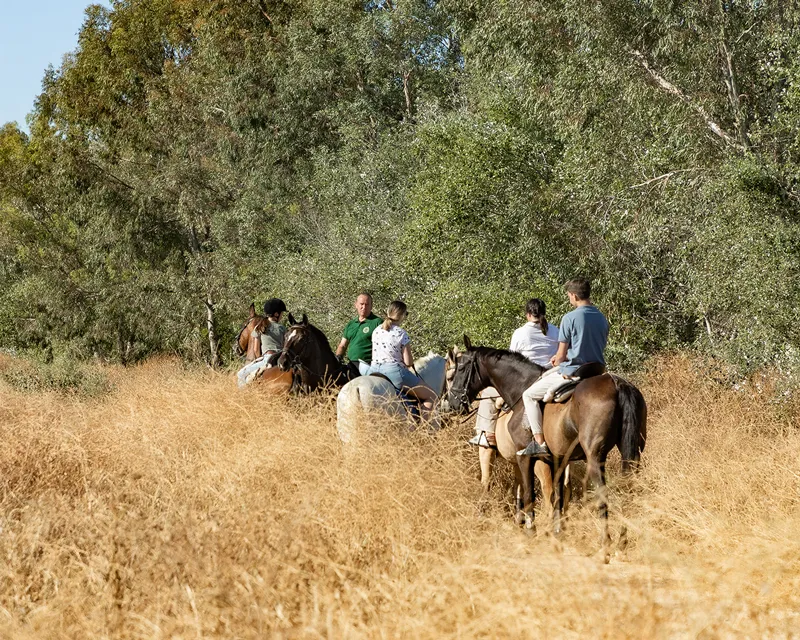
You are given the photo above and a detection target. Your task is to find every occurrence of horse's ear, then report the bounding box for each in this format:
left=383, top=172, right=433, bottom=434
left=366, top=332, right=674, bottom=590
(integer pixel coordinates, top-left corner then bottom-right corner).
left=288, top=313, right=297, bottom=326
left=249, top=302, right=256, bottom=318
left=447, top=347, right=455, bottom=363
left=463, top=334, right=473, bottom=350
left=301, top=313, right=308, bottom=325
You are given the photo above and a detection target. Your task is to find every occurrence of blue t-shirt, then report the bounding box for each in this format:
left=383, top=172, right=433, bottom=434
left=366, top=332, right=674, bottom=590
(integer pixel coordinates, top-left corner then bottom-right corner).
left=558, top=305, right=609, bottom=375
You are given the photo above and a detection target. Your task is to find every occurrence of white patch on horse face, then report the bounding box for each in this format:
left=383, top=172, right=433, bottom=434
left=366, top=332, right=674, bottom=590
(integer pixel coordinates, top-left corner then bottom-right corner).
left=287, top=330, right=297, bottom=342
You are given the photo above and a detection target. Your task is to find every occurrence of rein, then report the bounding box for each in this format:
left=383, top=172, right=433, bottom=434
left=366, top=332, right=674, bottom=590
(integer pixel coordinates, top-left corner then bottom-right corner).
left=449, top=353, right=536, bottom=419
left=282, top=326, right=347, bottom=381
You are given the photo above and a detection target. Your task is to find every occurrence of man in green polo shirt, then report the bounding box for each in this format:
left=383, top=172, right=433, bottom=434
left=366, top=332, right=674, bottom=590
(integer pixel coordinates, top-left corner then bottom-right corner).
left=335, top=293, right=382, bottom=375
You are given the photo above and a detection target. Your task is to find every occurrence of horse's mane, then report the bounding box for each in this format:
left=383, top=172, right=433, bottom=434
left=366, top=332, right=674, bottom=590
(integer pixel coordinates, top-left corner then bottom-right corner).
left=292, top=321, right=335, bottom=355
left=469, top=346, right=540, bottom=370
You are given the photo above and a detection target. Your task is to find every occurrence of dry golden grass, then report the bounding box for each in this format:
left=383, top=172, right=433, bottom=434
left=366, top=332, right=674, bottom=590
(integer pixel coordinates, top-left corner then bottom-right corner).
left=0, top=354, right=798, bottom=638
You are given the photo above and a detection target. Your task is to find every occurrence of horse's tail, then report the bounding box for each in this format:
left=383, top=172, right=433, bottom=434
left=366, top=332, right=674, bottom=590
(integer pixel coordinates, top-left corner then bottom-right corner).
left=612, top=375, right=647, bottom=474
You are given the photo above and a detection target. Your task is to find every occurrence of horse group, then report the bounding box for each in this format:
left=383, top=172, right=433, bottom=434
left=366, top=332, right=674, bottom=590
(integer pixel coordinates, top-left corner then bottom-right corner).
left=235, top=307, right=647, bottom=562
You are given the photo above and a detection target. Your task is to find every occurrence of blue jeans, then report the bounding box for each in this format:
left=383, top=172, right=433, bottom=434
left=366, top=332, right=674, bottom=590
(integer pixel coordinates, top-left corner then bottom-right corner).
left=367, top=361, right=424, bottom=391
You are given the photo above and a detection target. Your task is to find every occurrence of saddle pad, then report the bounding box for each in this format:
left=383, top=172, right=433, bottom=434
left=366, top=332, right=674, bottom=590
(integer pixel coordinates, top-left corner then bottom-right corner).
left=543, top=363, right=606, bottom=404
left=553, top=382, right=579, bottom=403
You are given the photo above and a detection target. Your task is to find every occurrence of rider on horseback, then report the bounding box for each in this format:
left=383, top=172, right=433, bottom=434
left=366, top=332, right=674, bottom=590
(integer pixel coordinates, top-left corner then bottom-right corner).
left=469, top=298, right=560, bottom=448
left=335, top=293, right=382, bottom=375
left=518, top=279, right=609, bottom=457
left=366, top=300, right=438, bottom=421
left=260, top=298, right=287, bottom=365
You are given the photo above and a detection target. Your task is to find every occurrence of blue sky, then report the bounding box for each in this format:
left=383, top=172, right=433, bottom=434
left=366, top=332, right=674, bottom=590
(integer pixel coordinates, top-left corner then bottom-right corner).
left=0, top=0, right=111, bottom=131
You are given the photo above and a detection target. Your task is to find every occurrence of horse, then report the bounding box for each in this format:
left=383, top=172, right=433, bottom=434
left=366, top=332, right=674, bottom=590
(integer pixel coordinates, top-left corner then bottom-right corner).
left=445, top=347, right=582, bottom=526
left=277, top=314, right=360, bottom=393
left=447, top=336, right=647, bottom=561
left=234, top=303, right=293, bottom=391
left=234, top=303, right=269, bottom=362
left=336, top=352, right=447, bottom=444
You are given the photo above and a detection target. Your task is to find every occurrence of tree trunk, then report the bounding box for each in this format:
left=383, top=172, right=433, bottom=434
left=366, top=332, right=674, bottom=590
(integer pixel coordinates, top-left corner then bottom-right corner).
left=205, top=293, right=221, bottom=367
left=403, top=69, right=413, bottom=121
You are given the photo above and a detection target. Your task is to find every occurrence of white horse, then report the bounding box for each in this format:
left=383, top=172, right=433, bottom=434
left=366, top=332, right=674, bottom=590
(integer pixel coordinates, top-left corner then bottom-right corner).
left=335, top=352, right=447, bottom=444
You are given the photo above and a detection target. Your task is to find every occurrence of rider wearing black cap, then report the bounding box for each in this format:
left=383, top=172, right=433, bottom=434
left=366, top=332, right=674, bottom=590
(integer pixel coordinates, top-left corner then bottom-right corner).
left=260, top=298, right=287, bottom=356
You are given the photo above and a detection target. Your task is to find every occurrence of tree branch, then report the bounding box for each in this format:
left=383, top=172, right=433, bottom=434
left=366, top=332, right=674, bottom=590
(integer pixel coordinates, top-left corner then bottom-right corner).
left=720, top=37, right=751, bottom=150
left=627, top=167, right=709, bottom=190
left=402, top=69, right=413, bottom=122
left=629, top=48, right=744, bottom=151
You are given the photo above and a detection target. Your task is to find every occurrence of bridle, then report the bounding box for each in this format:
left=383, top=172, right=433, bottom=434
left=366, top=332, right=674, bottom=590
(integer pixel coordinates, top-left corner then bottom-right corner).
left=233, top=316, right=268, bottom=357
left=449, top=354, right=482, bottom=412
left=449, top=351, right=516, bottom=423
left=281, top=325, right=342, bottom=380
left=233, top=320, right=250, bottom=357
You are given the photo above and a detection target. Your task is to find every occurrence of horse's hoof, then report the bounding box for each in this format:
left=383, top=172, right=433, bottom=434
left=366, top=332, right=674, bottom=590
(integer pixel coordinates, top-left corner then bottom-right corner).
left=514, top=511, right=526, bottom=527
left=524, top=513, right=535, bottom=530
left=553, top=522, right=562, bottom=536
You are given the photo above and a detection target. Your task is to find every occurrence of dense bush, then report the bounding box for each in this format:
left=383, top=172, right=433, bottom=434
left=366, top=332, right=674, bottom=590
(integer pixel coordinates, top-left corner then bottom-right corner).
left=1, top=1, right=799, bottom=375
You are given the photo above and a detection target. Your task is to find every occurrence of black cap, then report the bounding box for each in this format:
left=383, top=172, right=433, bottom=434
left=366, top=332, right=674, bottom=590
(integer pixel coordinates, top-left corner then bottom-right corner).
left=263, top=298, right=287, bottom=316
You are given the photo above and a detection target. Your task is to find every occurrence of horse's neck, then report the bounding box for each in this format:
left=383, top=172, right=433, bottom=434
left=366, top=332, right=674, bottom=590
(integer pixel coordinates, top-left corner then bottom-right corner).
left=316, top=342, right=340, bottom=371
left=482, top=356, right=543, bottom=405
left=309, top=337, right=344, bottom=381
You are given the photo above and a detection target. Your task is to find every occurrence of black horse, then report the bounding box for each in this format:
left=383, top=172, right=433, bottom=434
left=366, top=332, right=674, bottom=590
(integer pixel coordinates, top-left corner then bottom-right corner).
left=448, top=336, right=646, bottom=561
left=278, top=314, right=360, bottom=393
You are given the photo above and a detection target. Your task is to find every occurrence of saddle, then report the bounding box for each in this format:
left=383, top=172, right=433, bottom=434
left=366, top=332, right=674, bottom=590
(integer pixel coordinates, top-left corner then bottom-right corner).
left=545, top=362, right=607, bottom=404
left=368, top=373, right=422, bottom=419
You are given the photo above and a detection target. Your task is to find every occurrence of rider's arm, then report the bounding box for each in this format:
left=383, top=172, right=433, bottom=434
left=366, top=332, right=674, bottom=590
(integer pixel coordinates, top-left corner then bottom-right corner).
left=402, top=343, right=414, bottom=367
left=335, top=338, right=349, bottom=358
left=549, top=342, right=568, bottom=367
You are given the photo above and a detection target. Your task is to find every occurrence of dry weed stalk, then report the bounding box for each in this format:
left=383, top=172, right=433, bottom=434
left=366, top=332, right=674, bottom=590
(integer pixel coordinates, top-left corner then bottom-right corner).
left=0, top=355, right=797, bottom=638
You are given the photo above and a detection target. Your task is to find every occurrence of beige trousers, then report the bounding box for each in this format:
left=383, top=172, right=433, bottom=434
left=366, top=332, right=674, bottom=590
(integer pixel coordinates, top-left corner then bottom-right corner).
left=521, top=367, right=567, bottom=435
left=474, top=387, right=501, bottom=435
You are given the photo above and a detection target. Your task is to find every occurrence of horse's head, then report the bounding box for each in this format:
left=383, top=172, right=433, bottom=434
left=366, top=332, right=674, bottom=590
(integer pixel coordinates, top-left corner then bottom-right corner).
left=446, top=335, right=485, bottom=414
left=278, top=313, right=312, bottom=372
left=234, top=302, right=270, bottom=359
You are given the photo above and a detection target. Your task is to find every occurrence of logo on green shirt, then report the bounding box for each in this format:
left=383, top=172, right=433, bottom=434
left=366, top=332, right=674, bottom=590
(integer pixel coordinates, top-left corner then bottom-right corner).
left=344, top=314, right=382, bottom=362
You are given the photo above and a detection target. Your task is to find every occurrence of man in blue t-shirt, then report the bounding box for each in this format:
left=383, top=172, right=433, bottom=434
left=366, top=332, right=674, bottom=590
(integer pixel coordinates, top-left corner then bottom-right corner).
left=517, top=278, right=609, bottom=457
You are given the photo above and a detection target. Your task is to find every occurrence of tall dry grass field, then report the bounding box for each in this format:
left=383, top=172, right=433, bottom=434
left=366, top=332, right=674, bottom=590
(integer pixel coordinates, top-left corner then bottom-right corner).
left=0, top=355, right=798, bottom=638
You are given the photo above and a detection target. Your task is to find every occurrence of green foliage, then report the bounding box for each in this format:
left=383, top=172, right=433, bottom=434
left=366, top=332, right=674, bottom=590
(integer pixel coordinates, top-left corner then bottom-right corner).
left=1, top=0, right=800, bottom=376
left=0, top=351, right=113, bottom=398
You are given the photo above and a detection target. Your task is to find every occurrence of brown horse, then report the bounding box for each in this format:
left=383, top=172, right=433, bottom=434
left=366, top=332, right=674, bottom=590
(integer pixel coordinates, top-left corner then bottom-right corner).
left=277, top=314, right=359, bottom=393
left=447, top=336, right=646, bottom=561
left=446, top=347, right=581, bottom=524
left=234, top=303, right=269, bottom=362
left=234, top=303, right=293, bottom=391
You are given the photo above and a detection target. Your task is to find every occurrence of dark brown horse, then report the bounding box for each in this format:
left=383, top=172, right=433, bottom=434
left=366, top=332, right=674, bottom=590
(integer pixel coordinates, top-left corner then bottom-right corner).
left=277, top=314, right=359, bottom=393
left=234, top=303, right=293, bottom=391
left=447, top=336, right=646, bottom=561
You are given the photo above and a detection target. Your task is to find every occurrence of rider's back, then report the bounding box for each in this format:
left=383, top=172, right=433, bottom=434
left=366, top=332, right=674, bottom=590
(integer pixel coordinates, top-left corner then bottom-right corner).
left=559, top=305, right=608, bottom=376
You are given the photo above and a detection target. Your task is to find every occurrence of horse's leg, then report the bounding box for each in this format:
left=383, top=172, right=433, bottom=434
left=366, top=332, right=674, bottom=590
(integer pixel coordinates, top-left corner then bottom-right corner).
left=510, top=478, right=520, bottom=517
left=517, top=456, right=536, bottom=531
left=534, top=460, right=553, bottom=520
left=512, top=465, right=525, bottom=525
left=562, top=463, right=572, bottom=517
left=551, top=457, right=565, bottom=536
left=479, top=446, right=496, bottom=493
left=586, top=455, right=611, bottom=563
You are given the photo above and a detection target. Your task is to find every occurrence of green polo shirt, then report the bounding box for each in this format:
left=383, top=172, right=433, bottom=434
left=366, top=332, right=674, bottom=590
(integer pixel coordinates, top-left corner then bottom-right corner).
left=343, top=313, right=382, bottom=362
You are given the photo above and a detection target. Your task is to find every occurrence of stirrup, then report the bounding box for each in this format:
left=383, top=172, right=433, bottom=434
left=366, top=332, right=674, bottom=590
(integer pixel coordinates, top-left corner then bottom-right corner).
left=468, top=432, right=497, bottom=450
left=516, top=440, right=551, bottom=458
